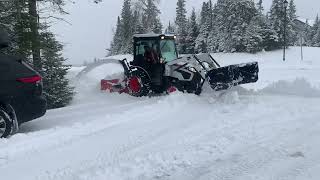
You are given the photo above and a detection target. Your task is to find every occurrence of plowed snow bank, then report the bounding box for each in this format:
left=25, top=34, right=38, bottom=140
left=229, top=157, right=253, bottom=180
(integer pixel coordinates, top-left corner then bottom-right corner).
left=260, top=78, right=320, bottom=97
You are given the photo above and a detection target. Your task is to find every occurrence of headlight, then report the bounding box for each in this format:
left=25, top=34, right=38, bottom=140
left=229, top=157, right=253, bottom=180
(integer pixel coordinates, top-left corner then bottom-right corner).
left=160, top=58, right=166, bottom=63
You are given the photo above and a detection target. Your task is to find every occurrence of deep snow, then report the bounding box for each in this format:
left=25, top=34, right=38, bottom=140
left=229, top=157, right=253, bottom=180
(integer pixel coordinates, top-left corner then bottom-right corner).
left=1, top=47, right=320, bottom=180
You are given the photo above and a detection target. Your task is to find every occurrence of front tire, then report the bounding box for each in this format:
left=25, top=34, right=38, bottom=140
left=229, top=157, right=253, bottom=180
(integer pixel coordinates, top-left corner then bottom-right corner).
left=0, top=108, right=13, bottom=138
left=127, top=68, right=151, bottom=97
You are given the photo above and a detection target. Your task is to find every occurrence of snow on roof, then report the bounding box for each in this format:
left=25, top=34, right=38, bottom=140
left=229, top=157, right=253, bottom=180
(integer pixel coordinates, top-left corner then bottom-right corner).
left=297, top=18, right=315, bottom=26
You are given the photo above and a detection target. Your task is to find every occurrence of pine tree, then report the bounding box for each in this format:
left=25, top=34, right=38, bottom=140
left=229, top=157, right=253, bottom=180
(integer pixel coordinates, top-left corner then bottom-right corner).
left=140, top=0, right=163, bottom=33
left=312, top=16, right=320, bottom=46
left=119, top=0, right=133, bottom=54
left=206, top=0, right=219, bottom=52
left=175, top=0, right=188, bottom=54
left=257, top=0, right=264, bottom=14
left=207, top=0, right=214, bottom=30
left=288, top=0, right=297, bottom=20
left=185, top=8, right=199, bottom=54
left=0, top=1, right=16, bottom=54
left=211, top=0, right=230, bottom=52
left=195, top=2, right=210, bottom=53
left=109, top=17, right=123, bottom=55
left=254, top=0, right=280, bottom=51
left=109, top=0, right=163, bottom=54
left=132, top=11, right=144, bottom=34
left=310, top=15, right=320, bottom=46
left=152, top=17, right=163, bottom=34
left=269, top=0, right=283, bottom=35
left=213, top=0, right=258, bottom=52
left=313, top=28, right=320, bottom=47
left=40, top=26, right=74, bottom=109
left=269, top=0, right=295, bottom=47
left=288, top=0, right=298, bottom=45
left=0, top=1, right=32, bottom=59
left=165, top=21, right=175, bottom=34
left=1, top=0, right=67, bottom=68
left=258, top=18, right=280, bottom=51
left=244, top=16, right=263, bottom=53
left=303, top=19, right=312, bottom=46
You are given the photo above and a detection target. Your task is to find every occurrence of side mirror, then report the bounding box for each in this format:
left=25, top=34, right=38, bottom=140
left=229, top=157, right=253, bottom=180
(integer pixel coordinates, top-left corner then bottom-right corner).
left=0, top=30, right=10, bottom=49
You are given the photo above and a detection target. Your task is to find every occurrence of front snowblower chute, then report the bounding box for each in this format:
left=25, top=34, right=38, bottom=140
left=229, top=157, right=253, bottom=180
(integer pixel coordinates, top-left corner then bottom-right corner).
left=101, top=34, right=259, bottom=96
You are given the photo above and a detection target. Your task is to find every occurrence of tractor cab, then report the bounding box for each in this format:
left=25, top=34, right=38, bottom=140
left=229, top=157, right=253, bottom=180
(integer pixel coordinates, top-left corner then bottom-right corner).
left=133, top=34, right=178, bottom=66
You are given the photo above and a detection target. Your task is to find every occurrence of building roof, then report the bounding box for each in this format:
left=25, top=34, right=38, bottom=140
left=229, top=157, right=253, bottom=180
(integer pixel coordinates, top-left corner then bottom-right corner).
left=296, top=18, right=315, bottom=26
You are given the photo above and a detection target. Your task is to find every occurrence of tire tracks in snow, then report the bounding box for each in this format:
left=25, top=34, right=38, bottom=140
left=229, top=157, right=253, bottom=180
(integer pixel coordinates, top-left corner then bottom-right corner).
left=0, top=97, right=158, bottom=165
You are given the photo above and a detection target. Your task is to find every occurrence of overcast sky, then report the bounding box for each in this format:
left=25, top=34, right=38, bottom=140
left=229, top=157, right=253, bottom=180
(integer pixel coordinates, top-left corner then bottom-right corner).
left=51, top=0, right=320, bottom=65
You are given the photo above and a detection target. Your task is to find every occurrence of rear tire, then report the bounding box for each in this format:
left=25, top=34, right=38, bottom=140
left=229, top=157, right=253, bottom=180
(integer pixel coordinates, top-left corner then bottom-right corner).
left=0, top=108, right=13, bottom=138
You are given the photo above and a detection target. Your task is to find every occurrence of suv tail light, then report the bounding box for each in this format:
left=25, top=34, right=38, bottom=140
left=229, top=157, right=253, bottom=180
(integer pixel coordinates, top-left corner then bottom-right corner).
left=17, top=75, right=42, bottom=84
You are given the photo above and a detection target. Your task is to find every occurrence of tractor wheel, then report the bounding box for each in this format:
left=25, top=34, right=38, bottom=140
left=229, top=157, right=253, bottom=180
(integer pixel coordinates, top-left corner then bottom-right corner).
left=127, top=68, right=151, bottom=97
left=183, top=72, right=203, bottom=95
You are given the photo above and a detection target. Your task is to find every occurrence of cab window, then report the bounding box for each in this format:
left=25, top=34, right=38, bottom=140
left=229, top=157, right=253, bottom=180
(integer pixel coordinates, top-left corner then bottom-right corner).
left=160, top=40, right=177, bottom=62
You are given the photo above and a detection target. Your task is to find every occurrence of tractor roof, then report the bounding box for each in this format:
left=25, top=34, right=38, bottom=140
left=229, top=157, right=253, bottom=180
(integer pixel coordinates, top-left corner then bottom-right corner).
left=133, top=33, right=176, bottom=39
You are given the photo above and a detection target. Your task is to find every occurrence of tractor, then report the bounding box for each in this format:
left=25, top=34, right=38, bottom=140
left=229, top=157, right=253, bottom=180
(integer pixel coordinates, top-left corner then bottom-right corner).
left=101, top=34, right=259, bottom=97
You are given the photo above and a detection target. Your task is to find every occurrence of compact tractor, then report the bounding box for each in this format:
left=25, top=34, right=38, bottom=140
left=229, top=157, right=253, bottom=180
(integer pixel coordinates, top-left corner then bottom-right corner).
left=101, top=34, right=259, bottom=96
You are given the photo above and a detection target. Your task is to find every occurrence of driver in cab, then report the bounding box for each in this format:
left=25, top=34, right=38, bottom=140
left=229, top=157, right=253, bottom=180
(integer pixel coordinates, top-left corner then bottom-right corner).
left=144, top=45, right=159, bottom=64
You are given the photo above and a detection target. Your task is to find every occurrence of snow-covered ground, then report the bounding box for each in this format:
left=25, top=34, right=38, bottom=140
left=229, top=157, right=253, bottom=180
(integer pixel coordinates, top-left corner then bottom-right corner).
left=1, top=47, right=320, bottom=180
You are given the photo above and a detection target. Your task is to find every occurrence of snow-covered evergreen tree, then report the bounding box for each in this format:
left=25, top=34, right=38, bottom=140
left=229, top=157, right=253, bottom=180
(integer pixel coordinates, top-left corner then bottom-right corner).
left=244, top=16, right=263, bottom=53
left=120, top=0, right=133, bottom=54
left=195, top=2, right=210, bottom=53
left=258, top=19, right=280, bottom=51
left=269, top=0, right=295, bottom=46
left=288, top=0, right=297, bottom=20
left=214, top=0, right=258, bottom=52
left=132, top=10, right=144, bottom=34
left=206, top=1, right=220, bottom=52
left=109, top=17, right=123, bottom=55
left=312, top=16, right=320, bottom=46
left=109, top=0, right=163, bottom=55
left=302, top=19, right=312, bottom=46
left=288, top=0, right=298, bottom=45
left=141, top=0, right=163, bottom=33
left=0, top=1, right=16, bottom=54
left=175, top=0, right=188, bottom=54
left=254, top=1, right=280, bottom=51
left=40, top=28, right=74, bottom=109
left=152, top=17, right=163, bottom=34
left=0, top=1, right=33, bottom=59
left=257, top=0, right=264, bottom=14
left=269, top=0, right=283, bottom=36
left=185, top=8, right=199, bottom=54
left=165, top=21, right=175, bottom=34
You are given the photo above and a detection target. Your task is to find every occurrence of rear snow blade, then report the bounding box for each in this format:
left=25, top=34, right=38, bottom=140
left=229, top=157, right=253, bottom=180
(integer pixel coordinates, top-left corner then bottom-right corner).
left=206, top=62, right=259, bottom=91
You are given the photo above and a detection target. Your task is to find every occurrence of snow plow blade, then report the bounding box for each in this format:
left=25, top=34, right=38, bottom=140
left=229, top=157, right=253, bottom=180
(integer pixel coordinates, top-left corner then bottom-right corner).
left=206, top=62, right=259, bottom=91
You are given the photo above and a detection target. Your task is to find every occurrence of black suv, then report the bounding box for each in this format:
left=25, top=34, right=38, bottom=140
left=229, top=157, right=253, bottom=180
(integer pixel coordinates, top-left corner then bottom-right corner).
left=0, top=30, right=46, bottom=138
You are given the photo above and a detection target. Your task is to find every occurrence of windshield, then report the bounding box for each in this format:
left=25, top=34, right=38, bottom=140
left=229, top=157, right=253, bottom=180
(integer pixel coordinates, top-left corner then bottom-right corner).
left=160, top=39, right=177, bottom=62
left=135, top=40, right=158, bottom=57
